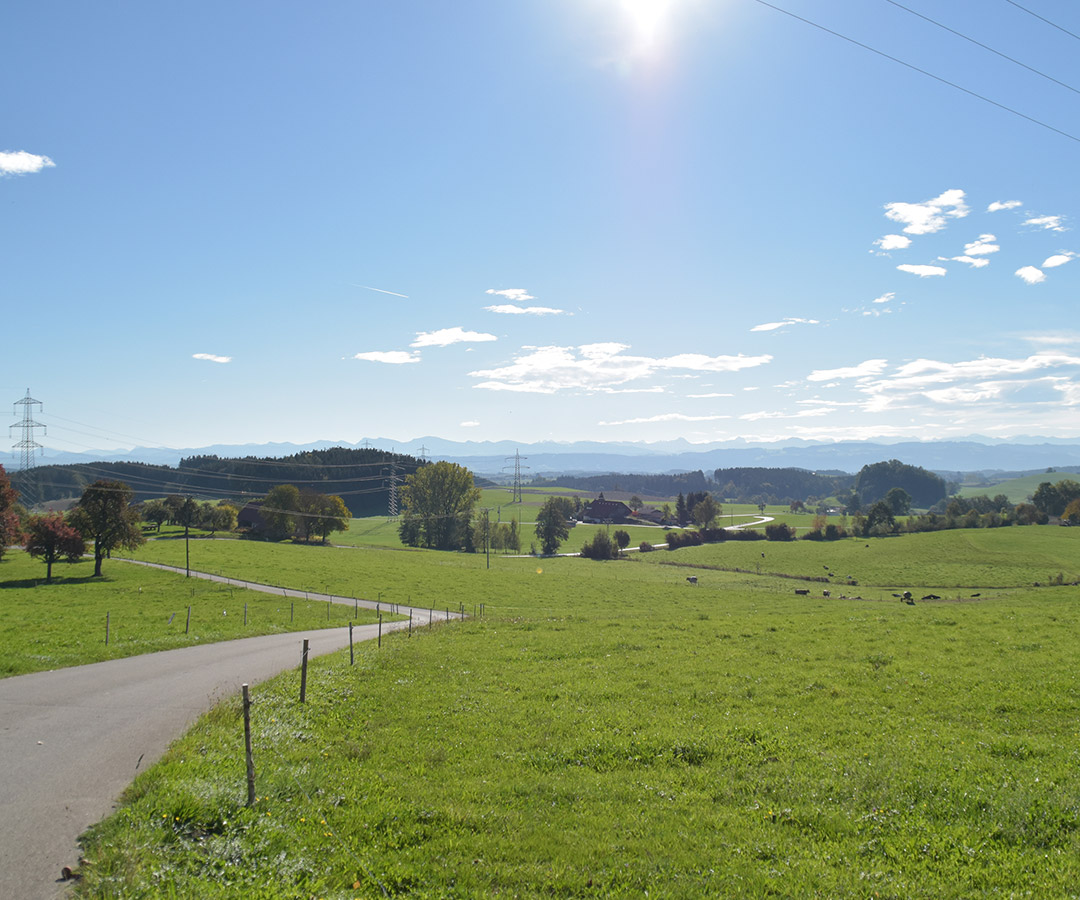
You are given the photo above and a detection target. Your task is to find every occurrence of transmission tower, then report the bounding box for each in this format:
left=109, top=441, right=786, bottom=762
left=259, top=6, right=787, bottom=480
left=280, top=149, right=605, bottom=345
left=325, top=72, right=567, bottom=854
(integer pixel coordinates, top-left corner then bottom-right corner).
left=504, top=449, right=528, bottom=503
left=11, top=389, right=46, bottom=470
left=386, top=461, right=401, bottom=520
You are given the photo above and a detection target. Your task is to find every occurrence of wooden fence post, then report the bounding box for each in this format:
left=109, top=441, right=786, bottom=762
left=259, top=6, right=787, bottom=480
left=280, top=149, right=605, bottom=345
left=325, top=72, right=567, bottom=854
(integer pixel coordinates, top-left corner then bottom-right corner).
left=300, top=639, right=309, bottom=703
left=105, top=611, right=110, bottom=646
left=244, top=603, right=247, bottom=626
left=242, top=684, right=256, bottom=807
left=349, top=622, right=354, bottom=665
left=378, top=613, right=382, bottom=648
left=185, top=605, right=191, bottom=634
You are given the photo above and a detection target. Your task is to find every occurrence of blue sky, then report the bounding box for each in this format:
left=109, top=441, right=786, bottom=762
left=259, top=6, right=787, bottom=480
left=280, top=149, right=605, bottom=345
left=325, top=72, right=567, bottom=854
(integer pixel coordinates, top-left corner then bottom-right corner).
left=4, top=0, right=1080, bottom=455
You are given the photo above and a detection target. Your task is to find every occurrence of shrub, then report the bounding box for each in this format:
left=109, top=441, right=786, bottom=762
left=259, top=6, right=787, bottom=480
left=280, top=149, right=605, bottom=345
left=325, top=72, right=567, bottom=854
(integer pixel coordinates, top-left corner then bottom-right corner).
left=638, top=541, right=654, bottom=553
left=765, top=523, right=795, bottom=541
left=581, top=531, right=619, bottom=560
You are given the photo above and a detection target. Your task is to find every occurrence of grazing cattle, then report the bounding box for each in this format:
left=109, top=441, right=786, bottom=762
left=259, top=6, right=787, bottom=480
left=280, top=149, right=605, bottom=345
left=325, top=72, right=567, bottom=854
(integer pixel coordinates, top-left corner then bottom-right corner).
left=902, top=591, right=914, bottom=605
left=795, top=589, right=810, bottom=596
left=922, top=594, right=941, bottom=600
left=822, top=590, right=830, bottom=597
left=686, top=576, right=698, bottom=585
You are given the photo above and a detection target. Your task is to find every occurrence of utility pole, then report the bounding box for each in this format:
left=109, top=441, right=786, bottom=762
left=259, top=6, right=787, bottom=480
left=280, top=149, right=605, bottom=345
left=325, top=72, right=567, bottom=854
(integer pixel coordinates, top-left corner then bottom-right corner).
left=483, top=508, right=491, bottom=569
left=11, top=389, right=46, bottom=471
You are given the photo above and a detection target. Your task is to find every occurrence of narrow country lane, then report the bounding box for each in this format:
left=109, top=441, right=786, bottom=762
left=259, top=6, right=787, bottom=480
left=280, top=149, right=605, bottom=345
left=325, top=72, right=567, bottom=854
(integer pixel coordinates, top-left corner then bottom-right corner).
left=0, top=568, right=458, bottom=900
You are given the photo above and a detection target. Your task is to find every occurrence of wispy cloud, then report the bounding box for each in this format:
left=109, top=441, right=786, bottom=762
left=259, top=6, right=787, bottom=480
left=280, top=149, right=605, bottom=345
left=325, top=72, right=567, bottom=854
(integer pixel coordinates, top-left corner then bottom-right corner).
left=485, top=288, right=535, bottom=302
left=897, top=263, right=947, bottom=277
left=944, top=255, right=990, bottom=268
left=872, top=292, right=895, bottom=304
left=687, top=392, right=734, bottom=398
left=740, top=407, right=831, bottom=421
left=411, top=327, right=497, bottom=348
left=460, top=420, right=479, bottom=427
left=884, top=188, right=968, bottom=235
left=0, top=150, right=55, bottom=176
left=874, top=234, right=912, bottom=251
left=1024, top=215, right=1066, bottom=232
left=1042, top=252, right=1075, bottom=268
left=600, top=413, right=729, bottom=426
left=987, top=200, right=1021, bottom=212
left=353, top=350, right=421, bottom=364
left=192, top=353, right=231, bottom=364
left=750, top=317, right=820, bottom=333
left=485, top=304, right=567, bottom=316
left=470, top=344, right=771, bottom=393
left=807, top=359, right=888, bottom=382
left=1015, top=265, right=1046, bottom=285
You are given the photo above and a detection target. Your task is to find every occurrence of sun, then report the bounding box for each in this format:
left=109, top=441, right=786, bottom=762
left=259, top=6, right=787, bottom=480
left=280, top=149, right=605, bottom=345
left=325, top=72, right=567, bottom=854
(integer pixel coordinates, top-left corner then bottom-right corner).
left=620, top=0, right=677, bottom=50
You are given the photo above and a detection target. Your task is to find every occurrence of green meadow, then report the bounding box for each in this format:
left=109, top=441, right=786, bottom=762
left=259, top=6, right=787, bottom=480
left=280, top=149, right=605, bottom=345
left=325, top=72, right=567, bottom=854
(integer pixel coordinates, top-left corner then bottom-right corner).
left=0, top=550, right=383, bottom=677
left=69, top=525, right=1080, bottom=897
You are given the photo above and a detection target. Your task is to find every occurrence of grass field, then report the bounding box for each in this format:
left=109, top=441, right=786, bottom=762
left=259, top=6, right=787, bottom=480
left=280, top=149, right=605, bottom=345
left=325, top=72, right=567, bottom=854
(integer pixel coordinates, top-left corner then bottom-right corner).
left=957, top=470, right=1079, bottom=504
left=68, top=524, right=1080, bottom=897
left=0, top=549, right=384, bottom=677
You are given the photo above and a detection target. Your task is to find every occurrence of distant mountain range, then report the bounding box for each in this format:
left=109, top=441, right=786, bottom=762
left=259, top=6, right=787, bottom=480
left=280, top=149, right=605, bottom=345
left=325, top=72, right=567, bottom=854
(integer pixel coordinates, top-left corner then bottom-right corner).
left=19, top=436, right=1080, bottom=479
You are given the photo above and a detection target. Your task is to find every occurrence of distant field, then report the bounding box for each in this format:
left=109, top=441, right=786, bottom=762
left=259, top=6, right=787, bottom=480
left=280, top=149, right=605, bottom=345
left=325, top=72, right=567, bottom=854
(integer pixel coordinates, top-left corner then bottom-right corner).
left=75, top=524, right=1080, bottom=897
left=958, top=471, right=1078, bottom=504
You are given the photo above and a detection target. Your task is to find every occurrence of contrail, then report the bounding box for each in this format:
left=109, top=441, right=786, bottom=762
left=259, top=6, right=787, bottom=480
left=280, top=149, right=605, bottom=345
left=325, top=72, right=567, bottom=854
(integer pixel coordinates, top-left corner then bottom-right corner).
left=351, top=283, right=409, bottom=298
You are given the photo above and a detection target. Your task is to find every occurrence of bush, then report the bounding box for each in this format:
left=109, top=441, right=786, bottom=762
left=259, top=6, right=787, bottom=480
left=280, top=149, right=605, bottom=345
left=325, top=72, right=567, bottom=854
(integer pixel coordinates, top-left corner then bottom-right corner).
left=581, top=531, right=619, bottom=560
left=638, top=541, right=654, bottom=553
left=765, top=523, right=796, bottom=541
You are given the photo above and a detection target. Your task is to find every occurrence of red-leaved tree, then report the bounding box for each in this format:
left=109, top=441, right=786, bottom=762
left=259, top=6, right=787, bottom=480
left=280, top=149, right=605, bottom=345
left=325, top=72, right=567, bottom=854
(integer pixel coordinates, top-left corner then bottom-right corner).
left=0, top=464, right=23, bottom=562
left=25, top=513, right=86, bottom=582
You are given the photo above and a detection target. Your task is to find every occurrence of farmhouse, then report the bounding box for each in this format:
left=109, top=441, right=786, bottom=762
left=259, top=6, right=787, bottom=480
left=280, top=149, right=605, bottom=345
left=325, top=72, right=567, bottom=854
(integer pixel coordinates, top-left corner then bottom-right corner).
left=581, top=496, right=632, bottom=524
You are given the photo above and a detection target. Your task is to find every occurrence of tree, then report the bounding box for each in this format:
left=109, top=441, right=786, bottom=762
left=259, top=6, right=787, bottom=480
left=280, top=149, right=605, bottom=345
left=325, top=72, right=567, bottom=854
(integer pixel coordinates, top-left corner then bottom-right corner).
left=68, top=480, right=145, bottom=576
left=1064, top=497, right=1080, bottom=525
left=855, top=459, right=946, bottom=508
left=613, top=529, right=631, bottom=552
left=675, top=493, right=688, bottom=527
left=310, top=494, right=350, bottom=543
left=580, top=530, right=618, bottom=560
left=865, top=500, right=896, bottom=535
left=0, top=464, right=23, bottom=562
left=25, top=513, right=85, bottom=582
left=885, top=487, right=912, bottom=516
left=1033, top=479, right=1080, bottom=518
left=535, top=496, right=574, bottom=555
left=506, top=517, right=520, bottom=554
left=398, top=461, right=480, bottom=551
left=142, top=499, right=169, bottom=532
left=262, top=484, right=301, bottom=541
left=693, top=494, right=720, bottom=530
left=628, top=495, right=643, bottom=512
left=203, top=503, right=238, bottom=536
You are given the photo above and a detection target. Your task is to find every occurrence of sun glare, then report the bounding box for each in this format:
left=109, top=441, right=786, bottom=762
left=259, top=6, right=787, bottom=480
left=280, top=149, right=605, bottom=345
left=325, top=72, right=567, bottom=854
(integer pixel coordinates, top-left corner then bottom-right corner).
left=621, top=0, right=677, bottom=50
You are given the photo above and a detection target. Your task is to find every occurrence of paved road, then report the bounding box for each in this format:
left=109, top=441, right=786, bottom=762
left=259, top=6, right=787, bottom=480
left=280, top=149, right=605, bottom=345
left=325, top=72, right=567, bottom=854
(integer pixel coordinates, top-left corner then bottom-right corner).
left=0, top=571, right=457, bottom=900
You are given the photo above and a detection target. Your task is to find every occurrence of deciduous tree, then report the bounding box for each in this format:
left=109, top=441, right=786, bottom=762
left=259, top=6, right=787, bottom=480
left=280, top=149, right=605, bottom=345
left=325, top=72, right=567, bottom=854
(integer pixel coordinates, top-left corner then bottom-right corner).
left=262, top=484, right=301, bottom=541
left=0, top=464, right=23, bottom=561
left=398, top=461, right=480, bottom=551
left=25, top=513, right=85, bottom=582
left=693, top=494, right=720, bottom=530
left=68, top=480, right=145, bottom=576
left=535, top=496, right=574, bottom=555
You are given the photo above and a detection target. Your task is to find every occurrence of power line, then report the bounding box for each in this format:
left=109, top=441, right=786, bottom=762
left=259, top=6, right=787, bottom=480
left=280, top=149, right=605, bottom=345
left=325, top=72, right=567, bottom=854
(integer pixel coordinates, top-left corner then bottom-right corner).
left=750, top=0, right=1080, bottom=145
left=884, top=0, right=1080, bottom=96
left=1003, top=0, right=1080, bottom=43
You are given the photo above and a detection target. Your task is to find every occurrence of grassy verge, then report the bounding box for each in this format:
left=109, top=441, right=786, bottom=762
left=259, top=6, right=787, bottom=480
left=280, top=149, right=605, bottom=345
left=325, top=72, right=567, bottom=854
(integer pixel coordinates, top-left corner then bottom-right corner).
left=0, top=550, right=383, bottom=677
left=73, top=527, right=1080, bottom=896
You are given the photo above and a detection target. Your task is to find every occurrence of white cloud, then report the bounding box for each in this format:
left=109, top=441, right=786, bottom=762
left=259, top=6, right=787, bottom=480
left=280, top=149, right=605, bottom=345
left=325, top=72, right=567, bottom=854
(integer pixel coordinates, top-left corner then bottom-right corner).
left=353, top=350, right=421, bottom=364
left=1024, top=331, right=1080, bottom=347
left=963, top=234, right=999, bottom=256
left=0, top=150, right=55, bottom=176
left=740, top=407, right=831, bottom=421
left=600, top=413, right=729, bottom=426
left=897, top=263, right=947, bottom=277
left=874, top=234, right=912, bottom=251
left=945, top=255, right=990, bottom=268
left=192, top=353, right=231, bottom=364
left=411, top=327, right=497, bottom=348
left=987, top=200, right=1021, bottom=212
left=485, top=288, right=535, bottom=302
left=485, top=304, right=567, bottom=316
left=688, top=392, right=734, bottom=398
left=807, top=359, right=888, bottom=382
left=1015, top=266, right=1046, bottom=285
left=1042, top=252, right=1075, bottom=268
left=1024, top=215, right=1066, bottom=232
left=883, top=188, right=968, bottom=235
left=469, top=344, right=771, bottom=393
left=750, top=317, right=820, bottom=333
left=872, top=292, right=895, bottom=304
left=460, top=420, right=480, bottom=427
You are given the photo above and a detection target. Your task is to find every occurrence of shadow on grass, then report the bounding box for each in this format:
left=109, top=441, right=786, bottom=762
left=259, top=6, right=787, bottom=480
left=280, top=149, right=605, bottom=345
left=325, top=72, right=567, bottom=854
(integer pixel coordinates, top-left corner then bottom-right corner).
left=0, top=574, right=111, bottom=589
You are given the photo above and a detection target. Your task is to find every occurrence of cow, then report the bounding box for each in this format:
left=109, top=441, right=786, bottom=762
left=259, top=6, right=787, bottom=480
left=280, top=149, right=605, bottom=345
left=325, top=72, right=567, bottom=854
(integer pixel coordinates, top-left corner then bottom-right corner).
left=795, top=589, right=810, bottom=596
left=686, top=576, right=698, bottom=585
